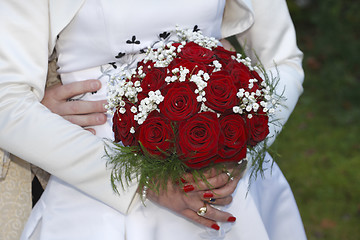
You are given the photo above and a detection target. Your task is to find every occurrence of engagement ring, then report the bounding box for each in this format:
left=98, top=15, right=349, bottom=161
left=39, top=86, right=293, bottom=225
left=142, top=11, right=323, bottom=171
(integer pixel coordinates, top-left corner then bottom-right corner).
left=196, top=205, right=207, bottom=217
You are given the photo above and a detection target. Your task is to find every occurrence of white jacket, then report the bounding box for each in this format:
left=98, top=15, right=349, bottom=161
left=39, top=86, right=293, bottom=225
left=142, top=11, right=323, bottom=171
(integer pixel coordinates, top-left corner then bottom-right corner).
left=0, top=0, right=303, bottom=214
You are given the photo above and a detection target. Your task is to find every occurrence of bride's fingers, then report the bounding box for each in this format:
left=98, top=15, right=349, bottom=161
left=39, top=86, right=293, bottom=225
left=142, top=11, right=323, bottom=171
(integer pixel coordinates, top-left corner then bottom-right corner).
left=203, top=196, right=233, bottom=206
left=181, top=168, right=219, bottom=183
left=187, top=203, right=235, bottom=224
left=181, top=209, right=220, bottom=230
left=181, top=162, right=245, bottom=187
left=201, top=171, right=242, bottom=199
left=85, top=128, right=96, bottom=135
left=185, top=172, right=231, bottom=192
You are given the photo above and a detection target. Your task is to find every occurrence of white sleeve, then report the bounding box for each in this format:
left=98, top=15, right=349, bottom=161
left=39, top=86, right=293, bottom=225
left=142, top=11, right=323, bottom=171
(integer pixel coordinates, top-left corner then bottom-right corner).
left=223, top=0, right=304, bottom=146
left=0, top=0, right=138, bottom=214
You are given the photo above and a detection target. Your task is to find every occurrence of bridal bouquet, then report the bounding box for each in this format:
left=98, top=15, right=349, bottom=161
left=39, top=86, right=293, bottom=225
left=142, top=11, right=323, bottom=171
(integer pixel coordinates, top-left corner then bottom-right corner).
left=105, top=27, right=280, bottom=194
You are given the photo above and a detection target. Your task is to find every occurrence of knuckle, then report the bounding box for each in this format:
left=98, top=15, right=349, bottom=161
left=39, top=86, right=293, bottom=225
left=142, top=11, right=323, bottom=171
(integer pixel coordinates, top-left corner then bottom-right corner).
left=69, top=102, right=80, bottom=113
left=64, top=115, right=76, bottom=124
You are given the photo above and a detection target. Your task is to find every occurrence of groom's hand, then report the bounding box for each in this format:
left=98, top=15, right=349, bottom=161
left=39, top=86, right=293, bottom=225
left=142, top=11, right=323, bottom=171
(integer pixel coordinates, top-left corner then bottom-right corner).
left=41, top=79, right=107, bottom=134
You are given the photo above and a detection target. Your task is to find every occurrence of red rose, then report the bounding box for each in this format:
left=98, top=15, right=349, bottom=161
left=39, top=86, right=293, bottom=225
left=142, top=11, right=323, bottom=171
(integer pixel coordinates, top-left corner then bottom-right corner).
left=213, top=46, right=236, bottom=65
left=138, top=111, right=174, bottom=158
left=112, top=103, right=138, bottom=146
left=138, top=67, right=167, bottom=102
left=177, top=112, right=221, bottom=169
left=225, top=61, right=255, bottom=91
left=179, top=42, right=216, bottom=64
left=204, top=71, right=238, bottom=113
left=215, top=114, right=247, bottom=163
left=246, top=111, right=269, bottom=146
left=159, top=82, right=200, bottom=121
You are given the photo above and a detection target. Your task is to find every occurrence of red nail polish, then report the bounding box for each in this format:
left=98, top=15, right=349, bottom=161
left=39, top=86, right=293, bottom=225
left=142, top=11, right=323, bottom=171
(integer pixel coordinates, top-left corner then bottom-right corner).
left=183, top=185, right=194, bottom=193
left=227, top=216, right=236, bottom=222
left=211, top=224, right=220, bottom=231
left=180, top=178, right=187, bottom=183
left=203, top=192, right=214, bottom=198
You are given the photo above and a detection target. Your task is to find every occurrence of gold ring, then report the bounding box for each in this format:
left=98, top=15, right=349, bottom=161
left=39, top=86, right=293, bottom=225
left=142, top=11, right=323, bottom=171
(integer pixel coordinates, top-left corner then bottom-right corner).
left=224, top=170, right=234, bottom=181
left=196, top=205, right=207, bottom=217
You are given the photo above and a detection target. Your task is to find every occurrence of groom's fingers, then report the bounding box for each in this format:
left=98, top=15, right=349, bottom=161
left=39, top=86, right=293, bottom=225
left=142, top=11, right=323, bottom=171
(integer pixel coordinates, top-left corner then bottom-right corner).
left=62, top=99, right=107, bottom=115
left=53, top=80, right=101, bottom=100
left=63, top=112, right=107, bottom=127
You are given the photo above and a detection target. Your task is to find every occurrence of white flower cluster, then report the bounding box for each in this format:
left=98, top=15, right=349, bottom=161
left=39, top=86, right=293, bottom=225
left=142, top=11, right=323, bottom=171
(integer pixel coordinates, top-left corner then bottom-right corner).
left=175, top=26, right=219, bottom=50
left=144, top=41, right=178, bottom=68
left=134, top=90, right=164, bottom=125
left=106, top=71, right=142, bottom=115
left=232, top=78, right=278, bottom=119
left=232, top=54, right=259, bottom=72
left=189, top=70, right=209, bottom=103
left=165, top=66, right=190, bottom=83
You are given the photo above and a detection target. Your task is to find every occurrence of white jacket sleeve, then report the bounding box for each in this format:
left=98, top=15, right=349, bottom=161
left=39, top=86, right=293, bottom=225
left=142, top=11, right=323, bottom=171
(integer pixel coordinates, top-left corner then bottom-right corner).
left=223, top=0, right=304, bottom=146
left=0, top=0, right=138, bottom=214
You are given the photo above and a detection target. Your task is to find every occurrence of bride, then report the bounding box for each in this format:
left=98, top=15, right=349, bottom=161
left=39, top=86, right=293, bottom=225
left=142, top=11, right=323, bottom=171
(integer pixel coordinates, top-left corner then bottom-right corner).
left=0, top=0, right=307, bottom=239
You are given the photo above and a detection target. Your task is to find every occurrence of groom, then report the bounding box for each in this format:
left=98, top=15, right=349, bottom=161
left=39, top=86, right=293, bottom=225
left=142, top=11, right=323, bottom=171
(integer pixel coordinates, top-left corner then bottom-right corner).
left=0, top=60, right=107, bottom=240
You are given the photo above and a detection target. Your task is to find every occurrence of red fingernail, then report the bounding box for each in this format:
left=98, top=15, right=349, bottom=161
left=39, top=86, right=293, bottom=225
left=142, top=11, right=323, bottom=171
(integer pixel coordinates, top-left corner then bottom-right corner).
left=203, top=192, right=214, bottom=198
left=227, top=216, right=236, bottom=222
left=183, top=185, right=194, bottom=193
left=211, top=224, right=220, bottom=231
left=180, top=178, right=186, bottom=183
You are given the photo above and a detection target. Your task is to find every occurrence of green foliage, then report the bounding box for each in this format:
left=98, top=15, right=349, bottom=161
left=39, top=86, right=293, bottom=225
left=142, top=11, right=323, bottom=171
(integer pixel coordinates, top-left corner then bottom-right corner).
left=273, top=1, right=360, bottom=239
left=106, top=141, right=245, bottom=200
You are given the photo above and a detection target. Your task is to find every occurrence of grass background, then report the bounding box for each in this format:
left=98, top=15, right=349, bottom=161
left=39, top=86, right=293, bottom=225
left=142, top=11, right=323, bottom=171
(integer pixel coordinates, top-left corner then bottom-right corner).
left=271, top=1, right=360, bottom=239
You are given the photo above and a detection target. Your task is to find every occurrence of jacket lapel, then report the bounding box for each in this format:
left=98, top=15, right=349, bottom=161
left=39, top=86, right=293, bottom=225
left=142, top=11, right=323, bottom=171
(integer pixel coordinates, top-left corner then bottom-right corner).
left=222, top=0, right=254, bottom=38
left=48, top=0, right=85, bottom=54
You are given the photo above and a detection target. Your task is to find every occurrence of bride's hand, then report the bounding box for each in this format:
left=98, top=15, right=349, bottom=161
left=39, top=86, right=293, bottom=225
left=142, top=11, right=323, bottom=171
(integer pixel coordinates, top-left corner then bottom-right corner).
left=41, top=79, right=107, bottom=134
left=146, top=163, right=244, bottom=230
left=182, top=162, right=246, bottom=206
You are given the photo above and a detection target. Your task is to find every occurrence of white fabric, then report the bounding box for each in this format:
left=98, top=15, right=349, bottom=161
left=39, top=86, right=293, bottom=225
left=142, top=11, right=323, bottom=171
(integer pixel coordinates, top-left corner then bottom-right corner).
left=20, top=0, right=306, bottom=239
left=0, top=0, right=307, bottom=239
left=0, top=0, right=138, bottom=215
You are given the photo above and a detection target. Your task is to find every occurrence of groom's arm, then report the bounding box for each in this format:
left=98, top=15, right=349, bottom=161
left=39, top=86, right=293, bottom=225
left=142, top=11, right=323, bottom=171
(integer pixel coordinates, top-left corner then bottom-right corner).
left=0, top=0, right=138, bottom=214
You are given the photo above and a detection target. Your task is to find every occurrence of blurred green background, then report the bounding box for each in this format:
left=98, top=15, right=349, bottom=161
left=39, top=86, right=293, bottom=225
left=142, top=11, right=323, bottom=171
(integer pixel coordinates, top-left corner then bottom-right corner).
left=272, top=1, right=360, bottom=239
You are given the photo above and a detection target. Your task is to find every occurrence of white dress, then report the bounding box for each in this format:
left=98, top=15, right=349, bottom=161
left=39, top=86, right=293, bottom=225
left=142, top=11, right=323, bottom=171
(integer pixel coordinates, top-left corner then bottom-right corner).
left=21, top=0, right=307, bottom=239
